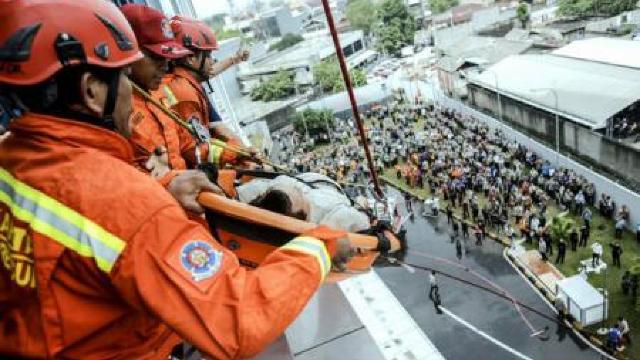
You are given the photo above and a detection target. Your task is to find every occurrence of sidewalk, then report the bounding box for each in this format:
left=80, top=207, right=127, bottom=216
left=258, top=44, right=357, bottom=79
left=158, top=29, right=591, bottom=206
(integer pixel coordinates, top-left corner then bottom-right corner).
left=508, top=244, right=564, bottom=297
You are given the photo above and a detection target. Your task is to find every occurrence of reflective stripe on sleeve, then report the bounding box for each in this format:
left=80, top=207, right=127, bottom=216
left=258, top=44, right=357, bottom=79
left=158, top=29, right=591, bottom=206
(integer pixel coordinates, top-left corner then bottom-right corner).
left=208, top=141, right=224, bottom=166
left=281, top=236, right=331, bottom=282
left=0, top=168, right=126, bottom=272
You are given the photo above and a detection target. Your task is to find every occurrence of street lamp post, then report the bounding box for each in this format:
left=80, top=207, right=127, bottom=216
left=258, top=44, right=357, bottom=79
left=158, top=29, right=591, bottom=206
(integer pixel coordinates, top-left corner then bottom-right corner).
left=482, top=69, right=502, bottom=122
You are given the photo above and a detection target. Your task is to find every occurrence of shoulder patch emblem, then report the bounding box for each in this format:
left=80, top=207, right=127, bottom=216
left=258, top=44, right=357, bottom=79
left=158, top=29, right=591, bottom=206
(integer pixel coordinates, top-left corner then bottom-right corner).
left=180, top=240, right=222, bottom=282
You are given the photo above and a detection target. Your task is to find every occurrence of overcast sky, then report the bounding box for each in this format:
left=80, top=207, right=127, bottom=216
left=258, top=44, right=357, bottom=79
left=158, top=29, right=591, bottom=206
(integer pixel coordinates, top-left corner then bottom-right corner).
left=192, top=0, right=227, bottom=18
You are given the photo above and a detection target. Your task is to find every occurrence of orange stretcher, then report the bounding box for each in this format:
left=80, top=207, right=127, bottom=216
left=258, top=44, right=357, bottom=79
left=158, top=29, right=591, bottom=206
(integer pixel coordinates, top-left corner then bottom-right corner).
left=198, top=192, right=402, bottom=276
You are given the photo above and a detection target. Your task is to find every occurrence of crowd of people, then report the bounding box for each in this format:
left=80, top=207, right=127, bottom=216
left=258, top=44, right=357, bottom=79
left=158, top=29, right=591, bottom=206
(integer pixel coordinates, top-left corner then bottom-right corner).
left=612, top=116, right=640, bottom=142
left=278, top=100, right=634, bottom=254
left=4, top=2, right=639, bottom=357
left=275, top=98, right=640, bottom=354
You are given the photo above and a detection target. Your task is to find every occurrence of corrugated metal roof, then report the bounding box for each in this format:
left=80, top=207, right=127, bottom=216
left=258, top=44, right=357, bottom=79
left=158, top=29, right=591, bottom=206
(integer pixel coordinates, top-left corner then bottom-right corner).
left=299, top=83, right=388, bottom=113
left=552, top=37, right=640, bottom=69
left=467, top=54, right=640, bottom=129
left=437, top=36, right=531, bottom=72
left=441, top=36, right=532, bottom=64
left=255, top=30, right=363, bottom=68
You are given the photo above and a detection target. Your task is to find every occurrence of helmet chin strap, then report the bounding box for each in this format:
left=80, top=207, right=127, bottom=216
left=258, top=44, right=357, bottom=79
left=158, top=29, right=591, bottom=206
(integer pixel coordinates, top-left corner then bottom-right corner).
left=101, top=70, right=120, bottom=129
left=180, top=51, right=214, bottom=94
left=49, top=70, right=120, bottom=131
left=198, top=53, right=215, bottom=94
left=179, top=51, right=208, bottom=81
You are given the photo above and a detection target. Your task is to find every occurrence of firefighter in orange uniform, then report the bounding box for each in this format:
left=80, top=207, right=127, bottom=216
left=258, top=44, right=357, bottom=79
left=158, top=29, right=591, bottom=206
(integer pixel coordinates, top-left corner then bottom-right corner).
left=0, top=1, right=351, bottom=359
left=120, top=4, right=210, bottom=186
left=161, top=16, right=254, bottom=167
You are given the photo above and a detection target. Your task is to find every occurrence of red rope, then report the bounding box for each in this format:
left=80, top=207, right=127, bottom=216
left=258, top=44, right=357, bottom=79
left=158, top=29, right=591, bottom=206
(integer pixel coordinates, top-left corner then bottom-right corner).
left=320, top=0, right=383, bottom=197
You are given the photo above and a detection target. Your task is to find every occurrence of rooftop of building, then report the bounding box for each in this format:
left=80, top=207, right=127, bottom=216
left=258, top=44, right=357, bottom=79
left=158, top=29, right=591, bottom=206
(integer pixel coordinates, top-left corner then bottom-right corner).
left=232, top=94, right=308, bottom=124
left=543, top=19, right=588, bottom=32
left=238, top=30, right=364, bottom=76
left=467, top=53, right=640, bottom=129
left=551, top=37, right=640, bottom=69
left=437, top=36, right=532, bottom=72
left=298, top=82, right=389, bottom=114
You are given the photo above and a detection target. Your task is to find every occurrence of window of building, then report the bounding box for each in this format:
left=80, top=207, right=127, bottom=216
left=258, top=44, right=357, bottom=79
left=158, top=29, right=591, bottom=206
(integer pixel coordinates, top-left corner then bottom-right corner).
left=343, top=44, right=354, bottom=57
left=353, top=40, right=363, bottom=52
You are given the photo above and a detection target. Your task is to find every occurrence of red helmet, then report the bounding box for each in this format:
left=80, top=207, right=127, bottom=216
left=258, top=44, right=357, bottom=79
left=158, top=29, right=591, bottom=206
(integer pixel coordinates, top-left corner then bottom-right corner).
left=0, top=0, right=143, bottom=86
left=120, top=4, right=191, bottom=60
left=171, top=16, right=219, bottom=51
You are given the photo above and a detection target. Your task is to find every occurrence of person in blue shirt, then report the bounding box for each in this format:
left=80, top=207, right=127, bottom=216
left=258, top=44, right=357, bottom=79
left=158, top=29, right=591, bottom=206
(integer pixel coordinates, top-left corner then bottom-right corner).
left=607, top=324, right=622, bottom=354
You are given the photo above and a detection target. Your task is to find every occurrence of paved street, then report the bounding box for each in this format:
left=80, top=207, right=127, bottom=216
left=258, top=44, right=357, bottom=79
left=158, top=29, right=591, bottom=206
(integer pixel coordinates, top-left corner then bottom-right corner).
left=377, top=187, right=603, bottom=360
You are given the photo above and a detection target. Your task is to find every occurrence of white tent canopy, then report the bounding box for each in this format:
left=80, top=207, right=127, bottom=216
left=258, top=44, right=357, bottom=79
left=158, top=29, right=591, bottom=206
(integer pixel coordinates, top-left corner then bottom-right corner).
left=556, top=275, right=605, bottom=327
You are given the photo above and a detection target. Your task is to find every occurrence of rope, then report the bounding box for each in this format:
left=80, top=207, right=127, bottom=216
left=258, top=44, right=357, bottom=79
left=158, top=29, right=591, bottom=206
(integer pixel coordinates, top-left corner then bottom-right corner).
left=380, top=256, right=574, bottom=331
left=131, top=82, right=287, bottom=171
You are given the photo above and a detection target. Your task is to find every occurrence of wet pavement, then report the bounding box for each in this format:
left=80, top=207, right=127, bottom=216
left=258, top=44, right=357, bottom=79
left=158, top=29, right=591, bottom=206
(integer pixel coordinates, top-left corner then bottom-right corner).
left=376, top=187, right=602, bottom=360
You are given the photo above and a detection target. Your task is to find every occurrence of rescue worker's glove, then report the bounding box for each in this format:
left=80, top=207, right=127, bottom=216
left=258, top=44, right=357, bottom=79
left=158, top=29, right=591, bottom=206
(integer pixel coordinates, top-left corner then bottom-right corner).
left=167, top=170, right=225, bottom=214
left=303, top=225, right=353, bottom=272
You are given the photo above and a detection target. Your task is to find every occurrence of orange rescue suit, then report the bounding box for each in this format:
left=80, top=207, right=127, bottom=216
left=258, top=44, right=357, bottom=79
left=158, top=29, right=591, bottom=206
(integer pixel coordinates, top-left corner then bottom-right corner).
left=0, top=113, right=333, bottom=360
left=160, top=67, right=243, bottom=158
left=129, top=92, right=204, bottom=172
left=161, top=67, right=212, bottom=128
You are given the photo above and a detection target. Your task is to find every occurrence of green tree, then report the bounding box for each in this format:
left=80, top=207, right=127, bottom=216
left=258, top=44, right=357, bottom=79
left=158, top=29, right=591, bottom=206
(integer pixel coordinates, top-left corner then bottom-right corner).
left=516, top=2, right=530, bottom=29
left=558, top=0, right=637, bottom=18
left=203, top=14, right=226, bottom=30
left=429, top=0, right=459, bottom=14
left=250, top=71, right=295, bottom=101
left=375, top=0, right=416, bottom=56
left=216, top=28, right=242, bottom=41
left=291, top=108, right=335, bottom=137
left=313, top=59, right=367, bottom=93
left=269, top=33, right=304, bottom=52
left=346, top=0, right=377, bottom=35
left=549, top=212, right=576, bottom=242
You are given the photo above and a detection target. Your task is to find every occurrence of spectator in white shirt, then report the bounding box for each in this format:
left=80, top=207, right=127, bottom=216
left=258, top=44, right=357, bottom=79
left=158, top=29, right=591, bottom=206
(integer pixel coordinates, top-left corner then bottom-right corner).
left=592, top=242, right=603, bottom=267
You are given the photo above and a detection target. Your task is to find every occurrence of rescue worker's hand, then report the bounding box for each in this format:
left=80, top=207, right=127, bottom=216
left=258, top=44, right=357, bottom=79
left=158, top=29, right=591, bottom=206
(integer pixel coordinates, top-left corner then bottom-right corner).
left=168, top=170, right=224, bottom=214
left=246, top=146, right=260, bottom=158
left=145, top=146, right=170, bottom=179
left=332, top=237, right=353, bottom=272
left=233, top=49, right=250, bottom=63
left=303, top=226, right=354, bottom=272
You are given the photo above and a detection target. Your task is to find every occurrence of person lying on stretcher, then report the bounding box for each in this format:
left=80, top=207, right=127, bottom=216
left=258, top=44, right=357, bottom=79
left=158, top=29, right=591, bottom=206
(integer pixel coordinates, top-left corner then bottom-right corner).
left=236, top=173, right=372, bottom=233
